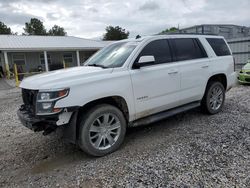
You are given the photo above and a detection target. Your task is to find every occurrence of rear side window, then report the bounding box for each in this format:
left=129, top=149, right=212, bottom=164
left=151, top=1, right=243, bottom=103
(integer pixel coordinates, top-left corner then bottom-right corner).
left=137, top=39, right=172, bottom=64
left=171, top=38, right=207, bottom=61
left=206, top=38, right=231, bottom=56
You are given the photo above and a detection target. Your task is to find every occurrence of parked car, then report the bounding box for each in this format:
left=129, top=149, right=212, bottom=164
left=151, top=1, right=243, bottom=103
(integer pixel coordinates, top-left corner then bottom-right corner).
left=17, top=34, right=236, bottom=156
left=238, top=60, right=250, bottom=84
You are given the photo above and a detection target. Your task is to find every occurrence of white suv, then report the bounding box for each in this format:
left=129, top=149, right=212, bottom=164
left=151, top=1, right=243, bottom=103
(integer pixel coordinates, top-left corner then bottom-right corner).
left=18, top=34, right=236, bottom=156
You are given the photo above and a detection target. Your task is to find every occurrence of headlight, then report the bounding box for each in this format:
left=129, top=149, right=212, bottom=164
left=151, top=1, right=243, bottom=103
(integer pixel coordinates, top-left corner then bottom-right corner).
left=37, top=89, right=69, bottom=101
left=36, top=88, right=69, bottom=115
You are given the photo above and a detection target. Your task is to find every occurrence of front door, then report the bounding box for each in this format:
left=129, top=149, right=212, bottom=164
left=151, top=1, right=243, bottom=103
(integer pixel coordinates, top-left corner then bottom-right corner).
left=129, top=39, right=181, bottom=119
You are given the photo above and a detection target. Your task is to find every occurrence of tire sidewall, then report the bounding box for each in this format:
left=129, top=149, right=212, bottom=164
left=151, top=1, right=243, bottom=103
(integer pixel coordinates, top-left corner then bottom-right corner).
left=78, top=104, right=126, bottom=156
left=205, top=82, right=225, bottom=114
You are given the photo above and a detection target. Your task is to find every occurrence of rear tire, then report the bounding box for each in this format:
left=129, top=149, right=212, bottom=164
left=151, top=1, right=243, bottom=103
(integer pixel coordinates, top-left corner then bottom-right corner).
left=78, top=104, right=126, bottom=156
left=201, top=81, right=225, bottom=114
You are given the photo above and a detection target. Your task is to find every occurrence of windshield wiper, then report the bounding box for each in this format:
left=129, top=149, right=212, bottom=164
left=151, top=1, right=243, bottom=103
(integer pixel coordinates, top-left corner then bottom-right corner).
left=87, top=64, right=108, bottom=69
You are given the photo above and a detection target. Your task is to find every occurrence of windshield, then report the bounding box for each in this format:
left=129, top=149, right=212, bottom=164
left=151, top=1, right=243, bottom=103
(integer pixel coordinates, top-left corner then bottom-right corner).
left=85, top=42, right=138, bottom=68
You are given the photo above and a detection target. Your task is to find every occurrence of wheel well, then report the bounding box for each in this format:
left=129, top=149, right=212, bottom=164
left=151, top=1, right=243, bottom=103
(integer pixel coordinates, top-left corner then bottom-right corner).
left=78, top=96, right=129, bottom=122
left=74, top=96, right=129, bottom=142
left=207, top=74, right=227, bottom=89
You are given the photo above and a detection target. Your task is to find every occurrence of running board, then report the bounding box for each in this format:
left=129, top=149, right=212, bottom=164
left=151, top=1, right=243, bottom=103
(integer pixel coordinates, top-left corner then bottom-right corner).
left=131, top=101, right=200, bottom=127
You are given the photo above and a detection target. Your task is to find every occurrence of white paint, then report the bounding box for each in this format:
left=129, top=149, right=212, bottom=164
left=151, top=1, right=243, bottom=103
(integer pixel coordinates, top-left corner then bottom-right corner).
left=3, top=51, right=8, bottom=69
left=44, top=51, right=49, bottom=72
left=56, top=112, right=73, bottom=126
left=76, top=50, right=80, bottom=66
left=138, top=55, right=155, bottom=63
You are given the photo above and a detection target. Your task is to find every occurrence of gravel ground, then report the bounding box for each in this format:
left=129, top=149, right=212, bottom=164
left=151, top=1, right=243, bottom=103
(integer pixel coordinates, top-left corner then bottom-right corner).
left=0, top=85, right=249, bottom=187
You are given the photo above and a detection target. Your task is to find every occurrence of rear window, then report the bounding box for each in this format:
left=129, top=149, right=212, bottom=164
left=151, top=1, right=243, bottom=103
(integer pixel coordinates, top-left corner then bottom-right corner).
left=171, top=38, right=207, bottom=61
left=206, top=38, right=231, bottom=56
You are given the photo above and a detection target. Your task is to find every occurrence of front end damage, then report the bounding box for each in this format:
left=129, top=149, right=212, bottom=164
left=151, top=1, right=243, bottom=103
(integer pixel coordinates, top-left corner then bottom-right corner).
left=17, top=88, right=78, bottom=141
left=17, top=105, right=73, bottom=135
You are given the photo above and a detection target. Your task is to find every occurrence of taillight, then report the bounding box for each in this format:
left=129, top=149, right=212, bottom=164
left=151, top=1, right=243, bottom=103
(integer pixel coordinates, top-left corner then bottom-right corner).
left=233, top=57, right=236, bottom=72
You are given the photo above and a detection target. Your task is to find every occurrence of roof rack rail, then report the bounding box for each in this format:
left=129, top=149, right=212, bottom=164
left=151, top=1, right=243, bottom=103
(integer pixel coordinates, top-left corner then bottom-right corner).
left=164, top=32, right=218, bottom=36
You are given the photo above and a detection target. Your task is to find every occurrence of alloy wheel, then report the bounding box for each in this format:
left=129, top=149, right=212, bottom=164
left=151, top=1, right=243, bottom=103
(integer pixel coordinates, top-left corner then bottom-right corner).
left=89, top=113, right=121, bottom=150
left=209, top=86, right=223, bottom=111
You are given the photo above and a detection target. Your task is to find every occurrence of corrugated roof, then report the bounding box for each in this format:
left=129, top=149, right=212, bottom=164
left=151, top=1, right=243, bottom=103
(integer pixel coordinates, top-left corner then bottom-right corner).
left=0, top=35, right=110, bottom=51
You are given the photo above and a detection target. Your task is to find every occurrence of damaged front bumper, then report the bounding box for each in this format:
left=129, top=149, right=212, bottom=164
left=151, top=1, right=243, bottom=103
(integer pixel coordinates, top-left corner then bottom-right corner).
left=17, top=105, right=76, bottom=135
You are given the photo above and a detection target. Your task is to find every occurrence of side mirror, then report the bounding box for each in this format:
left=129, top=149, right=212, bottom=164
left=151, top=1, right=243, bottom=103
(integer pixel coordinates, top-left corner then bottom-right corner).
left=134, top=55, right=155, bottom=68
left=138, top=55, right=155, bottom=64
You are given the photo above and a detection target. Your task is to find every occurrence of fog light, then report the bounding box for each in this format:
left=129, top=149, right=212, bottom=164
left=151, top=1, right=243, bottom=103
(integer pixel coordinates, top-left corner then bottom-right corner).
left=42, top=102, right=52, bottom=109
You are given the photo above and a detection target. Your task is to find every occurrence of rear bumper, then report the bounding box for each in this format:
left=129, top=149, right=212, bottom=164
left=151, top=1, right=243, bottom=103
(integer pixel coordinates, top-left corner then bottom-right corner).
left=227, top=72, right=237, bottom=90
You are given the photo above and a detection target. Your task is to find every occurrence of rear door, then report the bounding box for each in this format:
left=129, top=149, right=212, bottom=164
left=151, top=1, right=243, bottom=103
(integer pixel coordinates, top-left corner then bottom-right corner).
left=169, top=38, right=210, bottom=104
left=129, top=39, right=181, bottom=119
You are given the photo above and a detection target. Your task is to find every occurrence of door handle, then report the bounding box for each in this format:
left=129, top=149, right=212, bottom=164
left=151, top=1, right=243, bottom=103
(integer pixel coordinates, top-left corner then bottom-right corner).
left=201, top=65, right=209, bottom=69
left=168, top=71, right=178, bottom=75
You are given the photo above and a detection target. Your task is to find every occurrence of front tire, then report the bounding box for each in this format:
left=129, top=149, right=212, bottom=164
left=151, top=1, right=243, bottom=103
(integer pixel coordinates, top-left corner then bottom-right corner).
left=201, top=81, right=225, bottom=114
left=78, top=104, right=126, bottom=156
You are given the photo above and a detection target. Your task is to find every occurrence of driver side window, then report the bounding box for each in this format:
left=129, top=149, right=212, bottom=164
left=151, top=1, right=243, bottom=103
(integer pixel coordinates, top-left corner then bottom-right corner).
left=136, top=39, right=172, bottom=65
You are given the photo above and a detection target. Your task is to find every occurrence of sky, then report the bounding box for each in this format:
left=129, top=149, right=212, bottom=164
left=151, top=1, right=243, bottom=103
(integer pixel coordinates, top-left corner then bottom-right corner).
left=0, top=0, right=249, bottom=39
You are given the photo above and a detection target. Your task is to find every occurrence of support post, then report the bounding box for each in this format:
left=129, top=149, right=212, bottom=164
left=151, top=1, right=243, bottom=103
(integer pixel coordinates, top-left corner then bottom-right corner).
left=3, top=51, right=10, bottom=79
left=44, top=51, right=49, bottom=72
left=76, top=50, right=80, bottom=66
left=14, top=64, right=19, bottom=87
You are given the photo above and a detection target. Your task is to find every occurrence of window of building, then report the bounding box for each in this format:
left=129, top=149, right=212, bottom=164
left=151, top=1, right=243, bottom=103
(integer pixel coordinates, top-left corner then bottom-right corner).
left=63, top=53, right=73, bottom=64
left=206, top=38, right=231, bottom=56
left=137, top=39, right=172, bottom=65
left=171, top=38, right=207, bottom=61
left=12, top=54, right=26, bottom=65
left=40, top=53, right=51, bottom=64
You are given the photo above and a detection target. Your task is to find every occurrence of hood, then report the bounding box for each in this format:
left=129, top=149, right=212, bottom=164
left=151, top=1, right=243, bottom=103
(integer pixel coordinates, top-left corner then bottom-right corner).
left=242, top=63, right=250, bottom=70
left=20, top=66, right=113, bottom=90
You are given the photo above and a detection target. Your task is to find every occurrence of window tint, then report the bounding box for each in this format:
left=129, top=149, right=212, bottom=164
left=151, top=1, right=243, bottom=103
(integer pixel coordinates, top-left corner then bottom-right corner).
left=137, top=39, right=172, bottom=64
left=206, top=38, right=231, bottom=56
left=172, top=38, right=207, bottom=61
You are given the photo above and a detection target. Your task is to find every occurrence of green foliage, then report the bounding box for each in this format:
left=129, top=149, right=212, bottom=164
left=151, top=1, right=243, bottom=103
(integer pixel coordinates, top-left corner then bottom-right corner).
left=23, top=18, right=47, bottom=35
left=159, top=27, right=178, bottom=34
left=23, top=18, right=67, bottom=36
left=48, top=25, right=67, bottom=36
left=103, top=26, right=129, bottom=40
left=0, top=21, right=11, bottom=34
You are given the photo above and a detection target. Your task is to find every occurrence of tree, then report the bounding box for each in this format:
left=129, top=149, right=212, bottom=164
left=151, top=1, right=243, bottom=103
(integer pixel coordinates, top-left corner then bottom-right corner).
left=0, top=21, right=11, bottom=34
left=103, top=26, right=129, bottom=40
left=159, top=27, right=178, bottom=34
left=48, top=25, right=67, bottom=36
left=23, top=18, right=47, bottom=35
